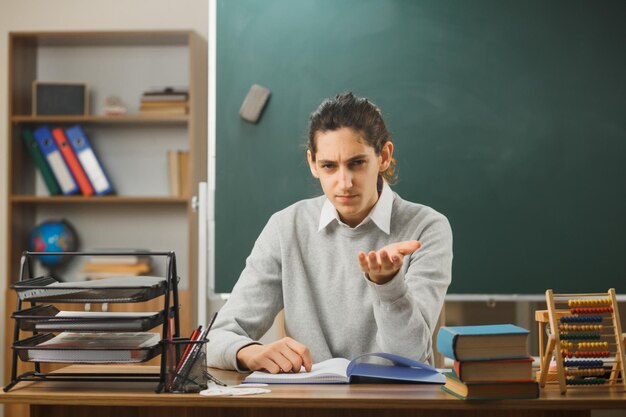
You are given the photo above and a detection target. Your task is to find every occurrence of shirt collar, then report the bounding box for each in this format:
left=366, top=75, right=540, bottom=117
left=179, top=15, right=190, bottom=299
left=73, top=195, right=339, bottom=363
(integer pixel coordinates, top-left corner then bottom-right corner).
left=318, top=181, right=393, bottom=234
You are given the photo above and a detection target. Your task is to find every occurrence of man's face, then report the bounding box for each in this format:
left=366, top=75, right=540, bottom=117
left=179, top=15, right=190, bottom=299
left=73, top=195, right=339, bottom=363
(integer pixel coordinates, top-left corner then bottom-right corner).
left=307, top=127, right=391, bottom=227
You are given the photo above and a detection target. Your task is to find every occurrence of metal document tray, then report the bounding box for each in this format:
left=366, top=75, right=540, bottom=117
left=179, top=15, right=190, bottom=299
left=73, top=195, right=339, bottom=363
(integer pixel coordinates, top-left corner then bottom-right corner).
left=13, top=333, right=162, bottom=364
left=12, top=275, right=167, bottom=303
left=12, top=305, right=165, bottom=332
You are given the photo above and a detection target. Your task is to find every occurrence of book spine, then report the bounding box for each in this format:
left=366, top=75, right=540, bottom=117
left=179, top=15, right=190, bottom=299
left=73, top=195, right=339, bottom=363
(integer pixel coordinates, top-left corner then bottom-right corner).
left=453, top=361, right=462, bottom=379
left=65, top=125, right=114, bottom=195
left=436, top=327, right=459, bottom=360
left=167, top=150, right=180, bottom=197
left=33, top=126, right=79, bottom=195
left=51, top=127, right=94, bottom=196
left=179, top=150, right=190, bottom=197
left=22, top=128, right=62, bottom=195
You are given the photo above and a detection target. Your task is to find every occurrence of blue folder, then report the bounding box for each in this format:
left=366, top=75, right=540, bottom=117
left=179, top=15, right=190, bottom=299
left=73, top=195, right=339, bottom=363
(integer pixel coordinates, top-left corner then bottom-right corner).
left=65, top=125, right=114, bottom=195
left=347, top=352, right=446, bottom=384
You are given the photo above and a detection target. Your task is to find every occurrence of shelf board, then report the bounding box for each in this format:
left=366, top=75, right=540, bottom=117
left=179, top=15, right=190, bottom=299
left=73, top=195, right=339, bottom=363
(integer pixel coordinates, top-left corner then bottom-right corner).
left=12, top=115, right=189, bottom=124
left=10, top=31, right=191, bottom=47
left=10, top=195, right=189, bottom=204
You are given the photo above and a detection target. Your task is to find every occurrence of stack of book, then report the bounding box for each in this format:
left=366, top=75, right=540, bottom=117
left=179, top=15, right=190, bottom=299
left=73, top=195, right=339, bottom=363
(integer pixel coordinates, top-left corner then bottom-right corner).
left=22, top=125, right=114, bottom=196
left=139, top=87, right=188, bottom=116
left=80, top=252, right=151, bottom=280
left=436, top=324, right=539, bottom=400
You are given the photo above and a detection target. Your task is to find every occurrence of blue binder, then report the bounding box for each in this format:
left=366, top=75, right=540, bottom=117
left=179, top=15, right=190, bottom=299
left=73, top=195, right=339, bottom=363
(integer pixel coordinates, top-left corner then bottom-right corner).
left=33, top=126, right=79, bottom=195
left=65, top=125, right=114, bottom=195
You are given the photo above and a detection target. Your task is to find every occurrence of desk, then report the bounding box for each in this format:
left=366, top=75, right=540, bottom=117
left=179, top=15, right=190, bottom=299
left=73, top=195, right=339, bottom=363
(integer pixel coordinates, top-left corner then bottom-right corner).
left=1, top=365, right=625, bottom=417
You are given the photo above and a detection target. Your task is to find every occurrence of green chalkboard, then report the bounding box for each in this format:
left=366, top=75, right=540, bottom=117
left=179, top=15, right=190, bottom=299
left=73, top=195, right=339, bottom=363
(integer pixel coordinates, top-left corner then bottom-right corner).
left=216, top=0, right=626, bottom=294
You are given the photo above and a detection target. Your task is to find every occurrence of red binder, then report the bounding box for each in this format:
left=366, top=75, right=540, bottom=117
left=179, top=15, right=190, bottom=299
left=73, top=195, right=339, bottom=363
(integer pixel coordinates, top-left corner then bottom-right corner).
left=51, top=127, right=94, bottom=196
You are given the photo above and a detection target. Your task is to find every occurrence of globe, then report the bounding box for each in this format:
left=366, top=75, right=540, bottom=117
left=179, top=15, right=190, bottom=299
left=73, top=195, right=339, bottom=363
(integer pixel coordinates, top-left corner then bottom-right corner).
left=29, top=219, right=79, bottom=267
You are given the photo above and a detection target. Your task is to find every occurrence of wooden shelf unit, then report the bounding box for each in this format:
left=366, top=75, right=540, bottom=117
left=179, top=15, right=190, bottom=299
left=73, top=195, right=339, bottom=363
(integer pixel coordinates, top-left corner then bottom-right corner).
left=10, top=195, right=189, bottom=204
left=4, top=30, right=207, bottom=404
left=11, top=115, right=189, bottom=124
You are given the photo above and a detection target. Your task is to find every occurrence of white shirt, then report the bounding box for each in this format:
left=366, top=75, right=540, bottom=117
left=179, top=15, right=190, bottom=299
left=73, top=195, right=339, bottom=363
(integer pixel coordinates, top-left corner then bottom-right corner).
left=318, top=180, right=393, bottom=234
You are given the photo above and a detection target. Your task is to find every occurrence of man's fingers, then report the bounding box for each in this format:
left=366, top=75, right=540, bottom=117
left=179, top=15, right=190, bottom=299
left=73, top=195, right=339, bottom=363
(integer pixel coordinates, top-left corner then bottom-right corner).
left=379, top=250, right=394, bottom=270
left=285, top=338, right=313, bottom=372
left=357, top=251, right=369, bottom=273
left=301, top=351, right=313, bottom=372
left=267, top=350, right=295, bottom=373
left=395, top=240, right=421, bottom=256
left=367, top=251, right=380, bottom=271
left=259, top=357, right=281, bottom=374
left=280, top=347, right=304, bottom=373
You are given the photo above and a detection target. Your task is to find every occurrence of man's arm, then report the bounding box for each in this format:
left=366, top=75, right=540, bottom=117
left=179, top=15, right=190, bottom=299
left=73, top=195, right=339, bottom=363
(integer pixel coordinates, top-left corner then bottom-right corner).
left=361, top=214, right=452, bottom=363
left=206, top=215, right=286, bottom=371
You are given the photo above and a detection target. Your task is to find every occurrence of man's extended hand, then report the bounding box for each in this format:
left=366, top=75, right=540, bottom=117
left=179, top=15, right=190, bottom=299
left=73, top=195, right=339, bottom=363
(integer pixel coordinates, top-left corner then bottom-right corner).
left=236, top=337, right=313, bottom=374
left=358, top=240, right=421, bottom=285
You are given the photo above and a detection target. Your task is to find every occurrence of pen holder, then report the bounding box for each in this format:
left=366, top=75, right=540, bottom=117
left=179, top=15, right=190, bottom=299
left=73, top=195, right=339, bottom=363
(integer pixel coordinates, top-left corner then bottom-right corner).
left=162, top=338, right=208, bottom=393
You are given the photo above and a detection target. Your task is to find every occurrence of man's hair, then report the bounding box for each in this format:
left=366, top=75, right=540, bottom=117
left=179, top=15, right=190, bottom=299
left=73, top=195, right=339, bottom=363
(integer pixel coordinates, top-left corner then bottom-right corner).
left=307, top=92, right=397, bottom=184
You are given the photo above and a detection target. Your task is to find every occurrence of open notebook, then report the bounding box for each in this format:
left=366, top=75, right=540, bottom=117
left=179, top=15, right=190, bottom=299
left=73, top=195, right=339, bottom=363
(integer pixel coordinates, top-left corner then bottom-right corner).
left=243, top=352, right=446, bottom=384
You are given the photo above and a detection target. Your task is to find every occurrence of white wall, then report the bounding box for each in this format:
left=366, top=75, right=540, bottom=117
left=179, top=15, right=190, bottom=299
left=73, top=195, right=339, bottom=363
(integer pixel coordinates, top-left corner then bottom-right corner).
left=0, top=1, right=207, bottom=412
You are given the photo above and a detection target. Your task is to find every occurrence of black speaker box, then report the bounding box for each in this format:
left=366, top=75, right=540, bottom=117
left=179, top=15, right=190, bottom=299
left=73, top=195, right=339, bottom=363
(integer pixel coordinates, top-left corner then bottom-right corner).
left=32, top=82, right=88, bottom=116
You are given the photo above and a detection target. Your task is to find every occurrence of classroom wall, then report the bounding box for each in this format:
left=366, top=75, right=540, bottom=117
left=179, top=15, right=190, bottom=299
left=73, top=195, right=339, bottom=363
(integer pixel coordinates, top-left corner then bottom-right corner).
left=0, top=1, right=207, bottom=414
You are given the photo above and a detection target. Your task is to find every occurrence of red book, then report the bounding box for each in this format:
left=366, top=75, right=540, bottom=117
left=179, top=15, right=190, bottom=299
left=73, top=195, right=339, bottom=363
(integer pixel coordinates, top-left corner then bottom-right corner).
left=51, top=127, right=94, bottom=196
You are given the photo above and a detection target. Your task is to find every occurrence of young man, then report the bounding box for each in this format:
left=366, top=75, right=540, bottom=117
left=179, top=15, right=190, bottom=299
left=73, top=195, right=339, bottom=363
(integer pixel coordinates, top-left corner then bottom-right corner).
left=207, top=92, right=452, bottom=373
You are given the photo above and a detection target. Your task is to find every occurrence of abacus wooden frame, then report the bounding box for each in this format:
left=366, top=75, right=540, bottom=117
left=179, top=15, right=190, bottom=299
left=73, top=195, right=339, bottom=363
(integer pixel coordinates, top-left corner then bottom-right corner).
left=538, top=289, right=626, bottom=394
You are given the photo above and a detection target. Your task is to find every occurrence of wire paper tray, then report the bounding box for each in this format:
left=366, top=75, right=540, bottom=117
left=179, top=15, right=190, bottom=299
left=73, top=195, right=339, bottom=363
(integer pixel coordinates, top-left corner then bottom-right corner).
left=13, top=333, right=162, bottom=364
left=4, top=250, right=180, bottom=393
left=12, top=305, right=165, bottom=332
left=12, top=275, right=167, bottom=303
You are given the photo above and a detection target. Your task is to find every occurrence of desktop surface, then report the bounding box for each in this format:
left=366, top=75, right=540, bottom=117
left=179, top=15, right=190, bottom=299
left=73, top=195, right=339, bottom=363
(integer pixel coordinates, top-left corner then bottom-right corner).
left=1, top=365, right=625, bottom=417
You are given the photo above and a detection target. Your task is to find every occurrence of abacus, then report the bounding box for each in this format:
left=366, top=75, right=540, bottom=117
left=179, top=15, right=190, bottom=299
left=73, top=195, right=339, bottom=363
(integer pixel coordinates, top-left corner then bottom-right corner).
left=537, top=289, right=625, bottom=394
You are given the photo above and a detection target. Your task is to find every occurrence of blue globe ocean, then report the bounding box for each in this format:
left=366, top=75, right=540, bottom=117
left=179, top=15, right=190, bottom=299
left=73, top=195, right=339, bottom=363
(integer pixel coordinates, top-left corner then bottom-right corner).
left=29, top=220, right=78, bottom=267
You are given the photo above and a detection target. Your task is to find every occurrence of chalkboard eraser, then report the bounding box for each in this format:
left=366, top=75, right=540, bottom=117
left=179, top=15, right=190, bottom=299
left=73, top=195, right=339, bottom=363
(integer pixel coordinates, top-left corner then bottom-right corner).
left=239, top=84, right=270, bottom=123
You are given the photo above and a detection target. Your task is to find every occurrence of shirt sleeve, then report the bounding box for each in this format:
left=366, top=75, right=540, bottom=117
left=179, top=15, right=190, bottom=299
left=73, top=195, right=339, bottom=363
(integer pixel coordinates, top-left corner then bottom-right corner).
left=364, top=212, right=453, bottom=364
left=206, top=214, right=284, bottom=371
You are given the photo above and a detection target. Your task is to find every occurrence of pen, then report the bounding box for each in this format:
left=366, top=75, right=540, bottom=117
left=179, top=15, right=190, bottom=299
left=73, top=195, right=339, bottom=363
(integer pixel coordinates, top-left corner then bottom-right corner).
left=205, top=311, right=218, bottom=338
left=174, top=326, right=202, bottom=373
left=170, top=312, right=218, bottom=391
